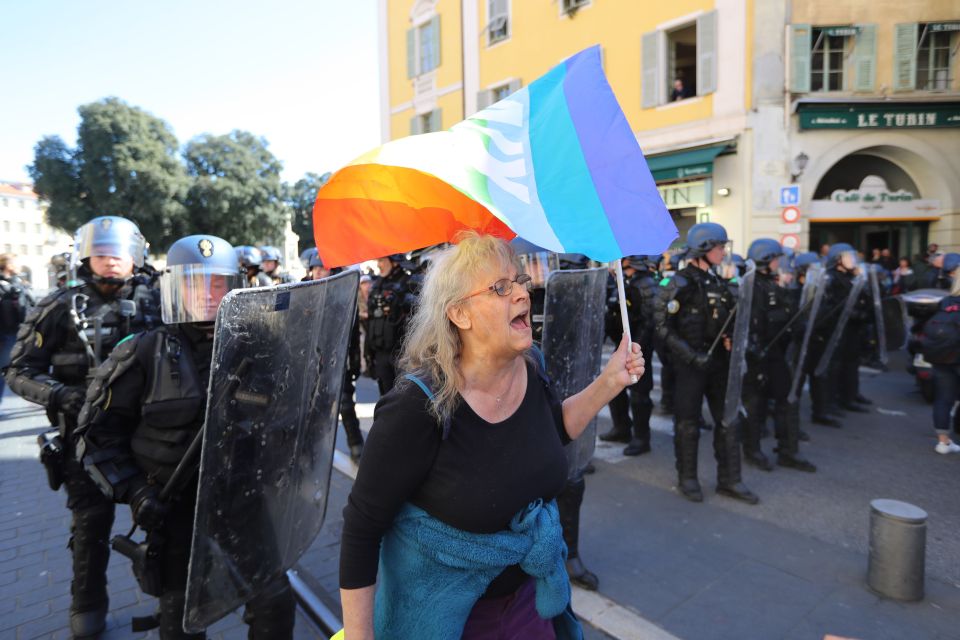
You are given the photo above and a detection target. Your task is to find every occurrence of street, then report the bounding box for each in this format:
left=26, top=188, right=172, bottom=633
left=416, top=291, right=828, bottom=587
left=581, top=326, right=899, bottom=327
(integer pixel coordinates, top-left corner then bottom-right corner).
left=1, top=349, right=958, bottom=639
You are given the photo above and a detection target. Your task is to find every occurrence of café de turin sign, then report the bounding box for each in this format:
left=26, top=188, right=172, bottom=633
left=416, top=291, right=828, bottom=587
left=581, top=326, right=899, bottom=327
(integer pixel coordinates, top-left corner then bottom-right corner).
left=807, top=175, right=940, bottom=221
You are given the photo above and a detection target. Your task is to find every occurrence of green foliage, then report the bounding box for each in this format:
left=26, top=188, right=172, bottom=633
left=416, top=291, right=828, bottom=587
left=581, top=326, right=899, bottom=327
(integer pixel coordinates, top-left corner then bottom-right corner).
left=183, top=130, right=288, bottom=247
left=285, top=171, right=331, bottom=252
left=29, top=98, right=189, bottom=244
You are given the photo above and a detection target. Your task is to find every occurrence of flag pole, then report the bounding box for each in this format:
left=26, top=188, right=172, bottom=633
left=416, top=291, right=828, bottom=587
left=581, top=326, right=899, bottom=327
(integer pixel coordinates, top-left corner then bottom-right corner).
left=613, top=259, right=638, bottom=384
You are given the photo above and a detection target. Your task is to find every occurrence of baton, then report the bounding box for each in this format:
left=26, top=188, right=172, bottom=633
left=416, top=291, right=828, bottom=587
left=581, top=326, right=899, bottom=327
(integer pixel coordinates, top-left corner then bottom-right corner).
left=758, top=296, right=816, bottom=358
left=706, top=302, right=738, bottom=358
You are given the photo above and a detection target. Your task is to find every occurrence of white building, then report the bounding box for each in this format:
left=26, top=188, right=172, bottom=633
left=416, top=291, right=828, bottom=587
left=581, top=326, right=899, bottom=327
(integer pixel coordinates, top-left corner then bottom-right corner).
left=0, top=182, right=73, bottom=291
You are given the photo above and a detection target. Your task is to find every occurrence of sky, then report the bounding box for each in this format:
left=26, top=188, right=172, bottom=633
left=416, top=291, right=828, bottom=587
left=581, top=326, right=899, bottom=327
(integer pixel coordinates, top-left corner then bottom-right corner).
left=0, top=0, right=381, bottom=184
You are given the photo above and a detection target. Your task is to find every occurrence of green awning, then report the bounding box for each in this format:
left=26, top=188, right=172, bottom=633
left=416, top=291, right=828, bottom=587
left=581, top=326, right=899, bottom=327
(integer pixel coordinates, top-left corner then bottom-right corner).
left=647, top=144, right=731, bottom=182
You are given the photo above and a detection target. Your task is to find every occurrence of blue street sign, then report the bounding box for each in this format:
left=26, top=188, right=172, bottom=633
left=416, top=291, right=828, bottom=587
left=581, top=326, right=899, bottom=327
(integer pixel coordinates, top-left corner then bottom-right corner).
left=779, top=185, right=800, bottom=206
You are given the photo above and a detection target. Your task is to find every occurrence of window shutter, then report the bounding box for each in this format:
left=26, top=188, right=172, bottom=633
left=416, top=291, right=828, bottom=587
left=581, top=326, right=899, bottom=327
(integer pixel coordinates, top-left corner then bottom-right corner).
left=507, top=78, right=522, bottom=94
left=477, top=90, right=492, bottom=110
left=410, top=115, right=422, bottom=136
left=490, top=0, right=507, bottom=19
left=429, top=15, right=441, bottom=71
left=893, top=23, right=918, bottom=91
left=429, top=109, right=442, bottom=132
left=789, top=24, right=812, bottom=93
left=852, top=24, right=877, bottom=92
left=641, top=31, right=660, bottom=108
left=696, top=10, right=718, bottom=95
left=407, top=28, right=416, bottom=78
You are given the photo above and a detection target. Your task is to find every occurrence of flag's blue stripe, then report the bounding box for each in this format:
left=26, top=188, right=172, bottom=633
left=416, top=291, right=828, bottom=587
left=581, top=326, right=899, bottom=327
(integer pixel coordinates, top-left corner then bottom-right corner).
left=527, top=60, right=622, bottom=261
left=562, top=47, right=678, bottom=256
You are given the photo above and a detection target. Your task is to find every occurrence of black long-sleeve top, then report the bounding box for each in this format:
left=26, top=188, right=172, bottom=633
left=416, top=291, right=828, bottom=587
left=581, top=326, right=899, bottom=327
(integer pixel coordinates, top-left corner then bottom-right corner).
left=340, top=360, right=570, bottom=598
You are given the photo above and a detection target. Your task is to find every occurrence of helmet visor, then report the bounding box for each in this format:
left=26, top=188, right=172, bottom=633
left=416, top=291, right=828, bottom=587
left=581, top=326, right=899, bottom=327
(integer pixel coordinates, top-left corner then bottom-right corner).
left=74, top=223, right=146, bottom=267
left=839, top=250, right=858, bottom=271
left=518, top=252, right=559, bottom=287
left=161, top=264, right=246, bottom=324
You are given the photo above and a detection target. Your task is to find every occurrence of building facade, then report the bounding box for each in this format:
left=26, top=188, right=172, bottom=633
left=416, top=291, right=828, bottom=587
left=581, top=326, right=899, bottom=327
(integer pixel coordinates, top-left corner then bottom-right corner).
left=379, top=0, right=960, bottom=256
left=0, top=182, right=73, bottom=290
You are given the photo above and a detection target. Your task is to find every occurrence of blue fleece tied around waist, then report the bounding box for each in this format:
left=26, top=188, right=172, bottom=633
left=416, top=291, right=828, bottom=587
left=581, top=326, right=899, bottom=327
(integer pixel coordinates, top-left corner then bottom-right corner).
left=374, top=498, right=570, bottom=639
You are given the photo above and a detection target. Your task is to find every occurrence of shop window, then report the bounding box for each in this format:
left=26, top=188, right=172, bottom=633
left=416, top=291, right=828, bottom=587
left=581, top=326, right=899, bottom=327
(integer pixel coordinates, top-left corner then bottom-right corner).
left=790, top=24, right=876, bottom=93
left=410, top=109, right=442, bottom=135
left=917, top=26, right=954, bottom=90
left=406, top=16, right=441, bottom=78
left=487, top=0, right=509, bottom=46
left=641, top=11, right=716, bottom=108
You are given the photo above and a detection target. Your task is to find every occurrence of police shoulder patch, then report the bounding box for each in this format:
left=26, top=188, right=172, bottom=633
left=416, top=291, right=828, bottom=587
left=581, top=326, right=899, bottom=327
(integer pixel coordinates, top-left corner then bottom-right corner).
left=667, top=299, right=680, bottom=314
left=34, top=331, right=43, bottom=348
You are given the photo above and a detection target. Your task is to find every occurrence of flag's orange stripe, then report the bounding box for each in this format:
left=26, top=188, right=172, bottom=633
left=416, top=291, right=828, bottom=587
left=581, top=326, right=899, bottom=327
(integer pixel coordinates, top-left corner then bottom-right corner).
left=312, top=164, right=515, bottom=267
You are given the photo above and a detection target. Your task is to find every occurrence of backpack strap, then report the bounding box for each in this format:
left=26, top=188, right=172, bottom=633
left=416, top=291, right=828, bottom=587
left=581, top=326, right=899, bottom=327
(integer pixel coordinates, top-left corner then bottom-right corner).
left=529, top=344, right=550, bottom=386
left=403, top=372, right=453, bottom=440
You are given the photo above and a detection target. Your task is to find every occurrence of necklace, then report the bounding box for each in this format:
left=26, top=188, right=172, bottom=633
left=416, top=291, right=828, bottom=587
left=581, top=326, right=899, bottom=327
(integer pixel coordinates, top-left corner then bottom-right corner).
left=495, top=363, right=520, bottom=406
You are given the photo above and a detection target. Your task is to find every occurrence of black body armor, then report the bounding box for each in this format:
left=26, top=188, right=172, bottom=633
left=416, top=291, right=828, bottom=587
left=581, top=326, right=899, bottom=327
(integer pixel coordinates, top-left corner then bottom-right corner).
left=654, top=264, right=736, bottom=366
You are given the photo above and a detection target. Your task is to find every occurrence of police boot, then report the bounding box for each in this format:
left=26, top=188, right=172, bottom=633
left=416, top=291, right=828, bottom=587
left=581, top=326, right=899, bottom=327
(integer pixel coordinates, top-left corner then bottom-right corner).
left=776, top=406, right=816, bottom=472
left=158, top=591, right=206, bottom=640
left=69, top=504, right=114, bottom=638
left=714, top=423, right=759, bottom=505
left=855, top=393, right=873, bottom=405
left=812, top=413, right=843, bottom=428
left=623, top=396, right=652, bottom=456
left=740, top=404, right=773, bottom=472
left=674, top=421, right=702, bottom=502
left=244, top=576, right=296, bottom=640
left=558, top=478, right=599, bottom=591
left=600, top=390, right=632, bottom=442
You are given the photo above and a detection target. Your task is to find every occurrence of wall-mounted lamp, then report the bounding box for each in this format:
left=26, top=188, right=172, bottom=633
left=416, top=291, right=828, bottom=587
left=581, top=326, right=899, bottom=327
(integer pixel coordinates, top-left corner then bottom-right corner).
left=791, top=152, right=809, bottom=183
left=716, top=187, right=731, bottom=197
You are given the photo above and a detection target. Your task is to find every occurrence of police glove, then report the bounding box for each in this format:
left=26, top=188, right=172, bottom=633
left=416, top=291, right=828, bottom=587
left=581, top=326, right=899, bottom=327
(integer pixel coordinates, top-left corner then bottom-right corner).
left=691, top=352, right=711, bottom=371
left=54, top=385, right=86, bottom=415
left=131, top=485, right=168, bottom=532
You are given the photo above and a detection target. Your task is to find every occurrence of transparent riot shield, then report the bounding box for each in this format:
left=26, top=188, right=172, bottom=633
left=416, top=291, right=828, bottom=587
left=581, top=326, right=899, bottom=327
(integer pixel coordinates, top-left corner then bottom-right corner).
left=787, top=266, right=826, bottom=403
left=184, top=270, right=359, bottom=633
left=722, top=260, right=756, bottom=427
left=540, top=268, right=607, bottom=478
left=883, top=296, right=908, bottom=351
left=814, top=272, right=867, bottom=377
left=868, top=264, right=888, bottom=366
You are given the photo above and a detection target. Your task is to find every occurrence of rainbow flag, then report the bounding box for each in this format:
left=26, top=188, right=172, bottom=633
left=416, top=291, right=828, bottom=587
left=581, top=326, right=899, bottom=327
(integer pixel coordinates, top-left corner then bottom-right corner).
left=313, top=46, right=676, bottom=267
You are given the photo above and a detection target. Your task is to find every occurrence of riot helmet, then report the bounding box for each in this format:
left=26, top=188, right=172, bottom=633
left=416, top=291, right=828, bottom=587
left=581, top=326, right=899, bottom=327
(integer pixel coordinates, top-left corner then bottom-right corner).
left=259, top=245, right=282, bottom=262
left=747, top=238, right=784, bottom=274
left=300, top=247, right=318, bottom=268
left=942, top=252, right=960, bottom=277
left=623, top=255, right=660, bottom=273
left=825, top=243, right=857, bottom=271
left=161, top=235, right=246, bottom=324
left=72, top=216, right=146, bottom=285
left=558, top=253, right=589, bottom=270
left=235, top=245, right=263, bottom=269
left=685, top=223, right=729, bottom=259
left=794, top=252, right=820, bottom=271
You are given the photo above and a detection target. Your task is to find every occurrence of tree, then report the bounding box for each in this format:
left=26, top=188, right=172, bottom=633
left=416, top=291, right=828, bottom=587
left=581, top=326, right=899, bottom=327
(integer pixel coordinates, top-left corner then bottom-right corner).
left=182, top=130, right=288, bottom=247
left=285, top=171, right=331, bottom=252
left=29, top=97, right=189, bottom=244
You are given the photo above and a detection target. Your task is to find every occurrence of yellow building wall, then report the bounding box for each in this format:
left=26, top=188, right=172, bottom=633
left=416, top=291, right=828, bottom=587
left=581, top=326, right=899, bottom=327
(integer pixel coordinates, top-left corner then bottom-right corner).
left=793, top=0, right=960, bottom=92
left=478, top=0, right=718, bottom=133
left=387, top=0, right=465, bottom=138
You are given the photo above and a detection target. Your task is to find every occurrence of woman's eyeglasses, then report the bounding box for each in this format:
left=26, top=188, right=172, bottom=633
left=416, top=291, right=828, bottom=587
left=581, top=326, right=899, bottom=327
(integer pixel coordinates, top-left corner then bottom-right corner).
left=460, top=274, right=532, bottom=302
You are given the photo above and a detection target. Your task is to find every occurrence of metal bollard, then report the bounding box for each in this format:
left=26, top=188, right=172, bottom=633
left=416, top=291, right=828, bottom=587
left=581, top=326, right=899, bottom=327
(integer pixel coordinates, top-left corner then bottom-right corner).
left=867, top=499, right=927, bottom=601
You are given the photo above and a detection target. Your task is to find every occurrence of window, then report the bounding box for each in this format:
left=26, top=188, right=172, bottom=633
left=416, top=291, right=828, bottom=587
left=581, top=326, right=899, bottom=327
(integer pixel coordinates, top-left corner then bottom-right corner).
left=477, top=79, right=522, bottom=110
left=2, top=244, right=10, bottom=253
left=406, top=16, right=441, bottom=78
left=917, top=26, right=954, bottom=90
left=561, top=0, right=590, bottom=15
left=410, top=109, right=442, bottom=135
left=642, top=11, right=717, bottom=108
left=34, top=223, right=42, bottom=234
left=1, top=198, right=7, bottom=207
left=35, top=245, right=43, bottom=255
left=811, top=28, right=850, bottom=91
left=487, top=0, right=509, bottom=45
left=20, top=245, right=28, bottom=255
left=17, top=222, right=26, bottom=232
left=2, top=221, right=8, bottom=232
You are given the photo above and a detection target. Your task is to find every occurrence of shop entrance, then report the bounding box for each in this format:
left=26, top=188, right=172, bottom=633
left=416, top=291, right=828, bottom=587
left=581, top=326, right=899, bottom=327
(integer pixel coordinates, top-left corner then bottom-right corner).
left=808, top=221, right=928, bottom=261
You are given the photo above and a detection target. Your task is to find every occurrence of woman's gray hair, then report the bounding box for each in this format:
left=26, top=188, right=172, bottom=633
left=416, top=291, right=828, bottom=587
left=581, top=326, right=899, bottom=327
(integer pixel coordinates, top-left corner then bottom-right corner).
left=399, top=232, right=522, bottom=423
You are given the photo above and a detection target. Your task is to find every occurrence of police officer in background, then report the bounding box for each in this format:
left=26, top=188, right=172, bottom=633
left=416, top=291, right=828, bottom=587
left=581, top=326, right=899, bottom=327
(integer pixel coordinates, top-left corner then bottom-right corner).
left=741, top=239, right=816, bottom=473
left=259, top=245, right=296, bottom=284
left=236, top=245, right=272, bottom=287
left=302, top=252, right=365, bottom=461
left=654, top=223, right=758, bottom=504
left=656, top=251, right=685, bottom=415
left=824, top=243, right=872, bottom=412
left=366, top=254, right=412, bottom=394
left=599, top=255, right=659, bottom=455
left=75, top=235, right=296, bottom=639
left=5, top=216, right=160, bottom=637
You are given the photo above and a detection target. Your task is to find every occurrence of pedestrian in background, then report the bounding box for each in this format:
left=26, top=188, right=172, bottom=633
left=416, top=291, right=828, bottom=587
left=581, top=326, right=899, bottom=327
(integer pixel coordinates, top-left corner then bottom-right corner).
left=0, top=253, right=33, bottom=417
left=892, top=257, right=916, bottom=295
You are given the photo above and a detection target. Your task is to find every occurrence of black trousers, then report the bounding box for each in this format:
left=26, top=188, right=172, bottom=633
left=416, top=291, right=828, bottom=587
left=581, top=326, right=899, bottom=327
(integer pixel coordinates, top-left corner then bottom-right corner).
left=340, top=374, right=364, bottom=447
left=672, top=359, right=743, bottom=487
left=742, top=354, right=791, bottom=454
left=371, top=349, right=397, bottom=395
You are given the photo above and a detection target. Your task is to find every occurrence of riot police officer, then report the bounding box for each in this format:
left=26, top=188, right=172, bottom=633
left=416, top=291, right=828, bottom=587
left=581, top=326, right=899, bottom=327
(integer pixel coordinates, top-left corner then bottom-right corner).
left=366, top=254, right=412, bottom=394
left=5, top=216, right=159, bottom=637
left=654, top=223, right=758, bottom=504
left=259, top=245, right=296, bottom=284
left=741, top=239, right=816, bottom=473
left=236, top=245, right=272, bottom=287
left=600, top=256, right=659, bottom=455
left=656, top=251, right=685, bottom=415
left=75, top=235, right=296, bottom=639
left=824, top=243, right=872, bottom=412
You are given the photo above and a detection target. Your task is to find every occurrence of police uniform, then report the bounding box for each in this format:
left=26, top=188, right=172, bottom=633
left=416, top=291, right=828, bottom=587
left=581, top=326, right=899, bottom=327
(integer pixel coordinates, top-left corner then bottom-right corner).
left=825, top=264, right=872, bottom=411
left=366, top=259, right=412, bottom=394
left=75, top=235, right=295, bottom=640
left=653, top=223, right=757, bottom=504
left=4, top=217, right=159, bottom=635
